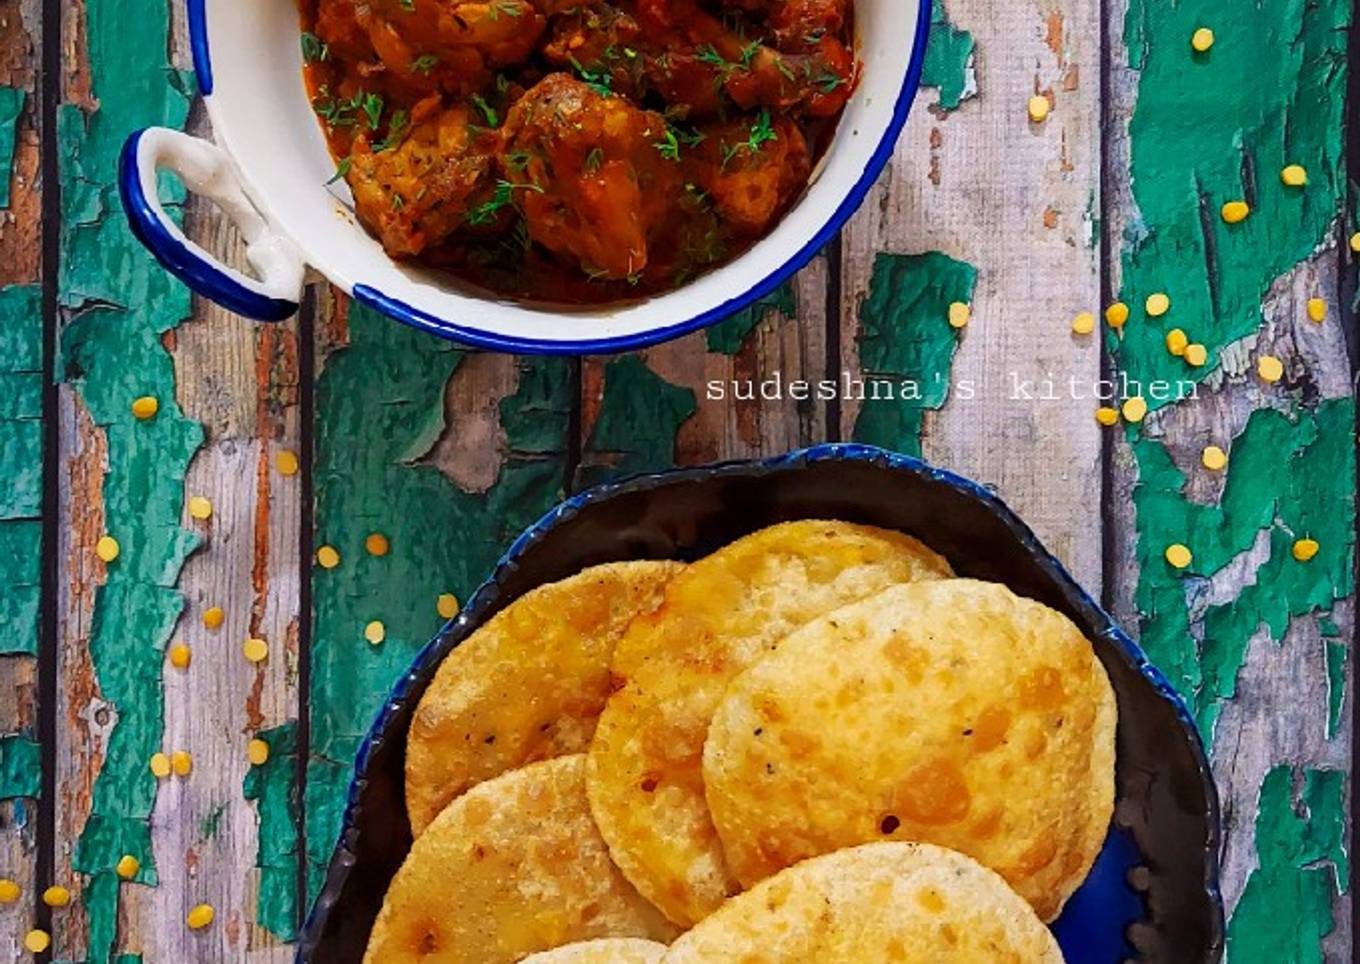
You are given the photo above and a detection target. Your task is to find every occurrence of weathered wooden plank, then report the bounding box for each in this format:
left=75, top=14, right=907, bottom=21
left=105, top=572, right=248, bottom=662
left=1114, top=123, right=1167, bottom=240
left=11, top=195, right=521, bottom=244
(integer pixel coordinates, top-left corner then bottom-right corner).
left=840, top=0, right=1104, bottom=594
left=0, top=0, right=42, bottom=956
left=1104, top=0, right=1353, bottom=959
left=578, top=264, right=829, bottom=485
left=52, top=0, right=211, bottom=958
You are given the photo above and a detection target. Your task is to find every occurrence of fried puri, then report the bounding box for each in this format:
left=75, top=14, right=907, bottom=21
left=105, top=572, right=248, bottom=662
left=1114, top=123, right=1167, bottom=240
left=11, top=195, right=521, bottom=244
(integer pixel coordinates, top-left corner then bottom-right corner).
left=703, top=579, right=1116, bottom=921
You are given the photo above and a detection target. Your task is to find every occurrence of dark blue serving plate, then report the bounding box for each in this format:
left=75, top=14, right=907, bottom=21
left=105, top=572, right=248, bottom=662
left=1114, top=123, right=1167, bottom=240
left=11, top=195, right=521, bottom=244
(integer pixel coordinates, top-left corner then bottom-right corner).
left=299, top=444, right=1225, bottom=963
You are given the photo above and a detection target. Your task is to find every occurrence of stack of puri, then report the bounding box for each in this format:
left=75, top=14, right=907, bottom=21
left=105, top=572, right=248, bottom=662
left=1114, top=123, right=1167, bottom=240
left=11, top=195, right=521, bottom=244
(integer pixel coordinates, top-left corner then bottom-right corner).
left=365, top=521, right=1115, bottom=962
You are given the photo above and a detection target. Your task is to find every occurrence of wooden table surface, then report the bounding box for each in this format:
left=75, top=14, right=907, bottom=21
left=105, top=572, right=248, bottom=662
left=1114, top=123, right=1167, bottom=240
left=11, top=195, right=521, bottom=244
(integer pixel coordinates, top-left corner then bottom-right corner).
left=0, top=0, right=1353, bottom=959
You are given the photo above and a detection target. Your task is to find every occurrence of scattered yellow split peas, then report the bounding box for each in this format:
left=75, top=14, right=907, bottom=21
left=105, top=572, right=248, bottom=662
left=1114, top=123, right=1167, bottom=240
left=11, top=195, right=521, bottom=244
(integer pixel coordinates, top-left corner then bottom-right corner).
left=1280, top=165, right=1307, bottom=187
left=1094, top=407, right=1120, bottom=427
left=187, top=496, right=213, bottom=520
left=1165, top=544, right=1193, bottom=569
left=243, top=637, right=269, bottom=663
left=149, top=752, right=172, bottom=778
left=365, top=621, right=387, bottom=645
left=1201, top=446, right=1228, bottom=471
left=1071, top=312, right=1095, bottom=335
left=947, top=301, right=970, bottom=329
left=275, top=450, right=300, bottom=476
left=171, top=751, right=193, bottom=777
left=366, top=532, right=390, bottom=557
left=1122, top=397, right=1149, bottom=423
left=1306, top=298, right=1326, bottom=323
left=1257, top=355, right=1284, bottom=383
left=186, top=903, right=216, bottom=930
left=1145, top=292, right=1170, bottom=317
left=1165, top=328, right=1188, bottom=356
left=96, top=535, right=120, bottom=563
left=203, top=606, right=225, bottom=630
left=1220, top=201, right=1249, bottom=224
left=1027, top=95, right=1050, bottom=123
left=317, top=545, right=341, bottom=569
left=1351, top=232, right=1360, bottom=253
left=116, top=855, right=140, bottom=880
left=1183, top=343, right=1208, bottom=367
left=42, top=885, right=71, bottom=907
left=248, top=738, right=271, bottom=766
left=437, top=593, right=460, bottom=619
left=1105, top=302, right=1129, bottom=328
left=1191, top=27, right=1214, bottom=52
left=131, top=395, right=159, bottom=420
left=24, top=930, right=50, bottom=954
left=0, top=878, right=20, bottom=902
left=1293, top=538, right=1320, bottom=562
left=169, top=644, right=191, bottom=669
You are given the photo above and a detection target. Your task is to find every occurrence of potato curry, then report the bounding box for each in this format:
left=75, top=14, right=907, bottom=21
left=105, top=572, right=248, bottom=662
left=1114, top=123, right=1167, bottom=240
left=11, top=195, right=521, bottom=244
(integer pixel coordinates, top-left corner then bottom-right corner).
left=299, top=0, right=857, bottom=302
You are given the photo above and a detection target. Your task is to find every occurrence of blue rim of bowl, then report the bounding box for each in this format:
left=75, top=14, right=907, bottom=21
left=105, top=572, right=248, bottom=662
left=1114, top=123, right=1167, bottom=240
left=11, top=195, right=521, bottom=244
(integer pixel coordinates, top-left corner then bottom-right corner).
left=186, top=2, right=933, bottom=355
left=301, top=442, right=1225, bottom=954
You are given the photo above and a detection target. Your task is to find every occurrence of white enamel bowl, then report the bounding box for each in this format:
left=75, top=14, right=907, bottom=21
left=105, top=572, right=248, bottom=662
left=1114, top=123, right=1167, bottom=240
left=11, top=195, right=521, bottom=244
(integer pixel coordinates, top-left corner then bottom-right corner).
left=119, top=0, right=930, bottom=354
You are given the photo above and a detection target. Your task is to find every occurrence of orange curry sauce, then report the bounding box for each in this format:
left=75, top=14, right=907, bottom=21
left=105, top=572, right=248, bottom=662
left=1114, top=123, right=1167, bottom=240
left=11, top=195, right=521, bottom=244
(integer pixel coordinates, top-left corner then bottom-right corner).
left=300, top=0, right=858, bottom=304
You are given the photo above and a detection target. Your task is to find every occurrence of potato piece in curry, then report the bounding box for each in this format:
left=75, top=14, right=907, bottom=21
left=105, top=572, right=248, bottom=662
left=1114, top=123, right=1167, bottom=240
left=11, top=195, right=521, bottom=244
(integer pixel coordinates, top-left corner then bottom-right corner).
left=347, top=99, right=499, bottom=258
left=500, top=73, right=678, bottom=281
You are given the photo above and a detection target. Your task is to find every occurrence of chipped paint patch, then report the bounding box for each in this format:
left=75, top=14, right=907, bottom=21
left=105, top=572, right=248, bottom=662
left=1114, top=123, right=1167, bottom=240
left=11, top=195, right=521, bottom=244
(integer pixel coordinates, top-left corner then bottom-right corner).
left=243, top=721, right=300, bottom=941
left=308, top=303, right=571, bottom=898
left=1226, top=766, right=1348, bottom=962
left=851, top=252, right=976, bottom=456
left=0, top=87, right=23, bottom=209
left=0, top=734, right=40, bottom=799
left=921, top=0, right=976, bottom=112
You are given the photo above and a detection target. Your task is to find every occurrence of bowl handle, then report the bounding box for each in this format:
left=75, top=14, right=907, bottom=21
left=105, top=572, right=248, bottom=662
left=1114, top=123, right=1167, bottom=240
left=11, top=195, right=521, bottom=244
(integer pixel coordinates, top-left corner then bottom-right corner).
left=118, top=127, right=305, bottom=322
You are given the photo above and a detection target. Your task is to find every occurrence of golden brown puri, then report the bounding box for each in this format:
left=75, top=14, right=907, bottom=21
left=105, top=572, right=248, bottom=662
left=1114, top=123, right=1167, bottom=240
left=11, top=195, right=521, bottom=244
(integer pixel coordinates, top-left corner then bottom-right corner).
left=661, top=843, right=1064, bottom=964
left=366, top=756, right=679, bottom=964
left=522, top=938, right=668, bottom=963
left=704, top=579, right=1117, bottom=922
left=405, top=560, right=683, bottom=836
left=586, top=521, right=953, bottom=927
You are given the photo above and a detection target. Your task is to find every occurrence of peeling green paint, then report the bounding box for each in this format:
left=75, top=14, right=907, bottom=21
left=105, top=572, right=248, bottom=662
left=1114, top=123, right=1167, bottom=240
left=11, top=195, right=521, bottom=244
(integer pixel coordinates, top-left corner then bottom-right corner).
left=0, top=284, right=42, bottom=657
left=579, top=355, right=696, bottom=486
left=921, top=0, right=975, bottom=112
left=57, top=0, right=200, bottom=958
left=0, top=734, right=40, bottom=799
left=851, top=252, right=974, bottom=456
left=1226, top=766, right=1349, bottom=963
left=1130, top=400, right=1354, bottom=737
left=704, top=282, right=796, bottom=355
left=309, top=303, right=572, bottom=898
left=1115, top=0, right=1349, bottom=407
left=244, top=722, right=301, bottom=941
left=0, top=86, right=24, bottom=209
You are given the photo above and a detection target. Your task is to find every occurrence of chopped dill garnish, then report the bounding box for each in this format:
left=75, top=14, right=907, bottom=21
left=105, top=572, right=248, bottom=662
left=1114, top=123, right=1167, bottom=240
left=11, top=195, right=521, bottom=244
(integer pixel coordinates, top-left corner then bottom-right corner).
left=324, top=156, right=351, bottom=186
left=584, top=147, right=604, bottom=173
left=466, top=179, right=544, bottom=226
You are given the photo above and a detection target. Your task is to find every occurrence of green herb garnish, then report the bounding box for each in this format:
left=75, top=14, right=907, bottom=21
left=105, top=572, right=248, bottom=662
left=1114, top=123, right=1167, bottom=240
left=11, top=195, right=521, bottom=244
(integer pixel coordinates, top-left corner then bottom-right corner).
left=411, top=54, right=439, bottom=74
left=471, top=93, right=499, bottom=127
left=301, top=32, right=329, bottom=62
left=466, top=179, right=544, bottom=226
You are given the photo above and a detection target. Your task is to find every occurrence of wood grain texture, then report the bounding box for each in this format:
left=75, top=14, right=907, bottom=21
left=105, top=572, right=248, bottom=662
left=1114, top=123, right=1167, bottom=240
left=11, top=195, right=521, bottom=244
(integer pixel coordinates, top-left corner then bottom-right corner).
left=0, top=0, right=41, bottom=957
left=840, top=0, right=1104, bottom=594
